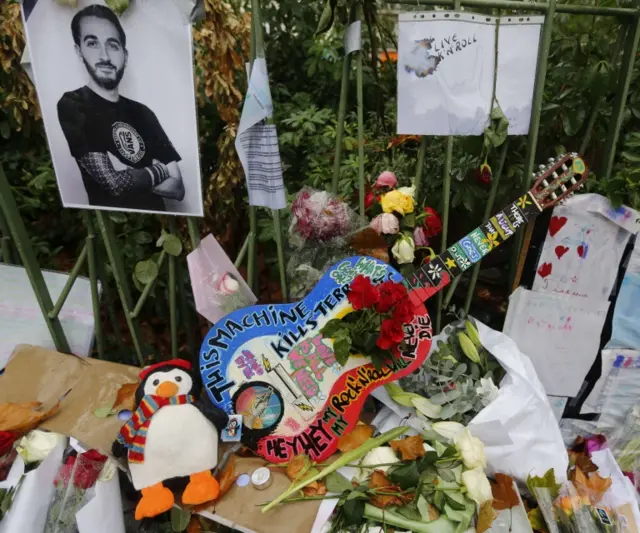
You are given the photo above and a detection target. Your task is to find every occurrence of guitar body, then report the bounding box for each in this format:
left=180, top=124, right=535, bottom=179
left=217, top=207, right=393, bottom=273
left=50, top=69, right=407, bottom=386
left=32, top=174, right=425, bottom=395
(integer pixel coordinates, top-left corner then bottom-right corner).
left=200, top=153, right=588, bottom=464
left=200, top=256, right=437, bottom=463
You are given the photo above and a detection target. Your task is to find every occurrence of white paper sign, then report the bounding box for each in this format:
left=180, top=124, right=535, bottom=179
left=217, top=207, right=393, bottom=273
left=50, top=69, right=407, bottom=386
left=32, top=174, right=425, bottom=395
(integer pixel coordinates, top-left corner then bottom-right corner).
left=531, top=202, right=631, bottom=301
left=0, top=264, right=98, bottom=371
left=397, top=12, right=542, bottom=136
left=504, top=288, right=609, bottom=396
left=581, top=349, right=639, bottom=414
left=496, top=17, right=543, bottom=134
left=235, top=58, right=286, bottom=210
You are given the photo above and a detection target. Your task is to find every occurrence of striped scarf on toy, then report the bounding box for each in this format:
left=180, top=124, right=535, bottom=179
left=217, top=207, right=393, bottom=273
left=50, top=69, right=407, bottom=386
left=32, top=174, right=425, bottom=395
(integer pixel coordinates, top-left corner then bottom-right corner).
left=117, top=394, right=195, bottom=463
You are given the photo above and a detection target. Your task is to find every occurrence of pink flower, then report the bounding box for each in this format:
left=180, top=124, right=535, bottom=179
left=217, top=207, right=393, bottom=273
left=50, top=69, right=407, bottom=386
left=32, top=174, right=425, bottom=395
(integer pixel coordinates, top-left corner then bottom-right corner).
left=375, top=171, right=398, bottom=189
left=370, top=213, right=400, bottom=235
left=291, top=189, right=352, bottom=242
left=413, top=226, right=429, bottom=247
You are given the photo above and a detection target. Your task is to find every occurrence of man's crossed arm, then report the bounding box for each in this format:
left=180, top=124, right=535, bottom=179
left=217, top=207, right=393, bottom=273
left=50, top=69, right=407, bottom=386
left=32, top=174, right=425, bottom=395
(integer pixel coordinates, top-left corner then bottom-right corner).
left=77, top=152, right=185, bottom=201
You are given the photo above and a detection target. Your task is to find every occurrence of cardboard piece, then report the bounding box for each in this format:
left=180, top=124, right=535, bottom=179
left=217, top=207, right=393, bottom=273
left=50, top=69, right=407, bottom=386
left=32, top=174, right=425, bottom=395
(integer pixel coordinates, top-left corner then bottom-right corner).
left=0, top=344, right=139, bottom=455
left=0, top=345, right=324, bottom=533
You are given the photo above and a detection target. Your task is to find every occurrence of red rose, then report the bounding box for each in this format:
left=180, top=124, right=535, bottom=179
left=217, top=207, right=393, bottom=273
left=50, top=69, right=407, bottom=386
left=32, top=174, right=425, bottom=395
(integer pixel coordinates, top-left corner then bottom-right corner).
left=0, top=431, right=19, bottom=457
left=55, top=450, right=107, bottom=490
left=347, top=275, right=380, bottom=310
left=423, top=207, right=442, bottom=238
left=476, top=162, right=492, bottom=186
left=375, top=281, right=407, bottom=313
left=393, top=299, right=415, bottom=324
left=376, top=318, right=405, bottom=350
left=365, top=189, right=376, bottom=210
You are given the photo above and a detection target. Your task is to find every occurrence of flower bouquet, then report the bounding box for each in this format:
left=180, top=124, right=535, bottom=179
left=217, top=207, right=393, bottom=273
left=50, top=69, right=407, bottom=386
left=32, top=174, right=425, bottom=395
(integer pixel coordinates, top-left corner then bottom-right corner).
left=0, top=431, right=19, bottom=482
left=367, top=171, right=442, bottom=269
left=288, top=187, right=359, bottom=299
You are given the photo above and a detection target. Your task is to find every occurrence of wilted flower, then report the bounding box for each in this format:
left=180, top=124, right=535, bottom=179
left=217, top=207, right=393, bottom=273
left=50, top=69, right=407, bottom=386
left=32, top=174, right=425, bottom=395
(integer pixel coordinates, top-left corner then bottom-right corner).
left=370, top=213, right=400, bottom=235
left=375, top=171, right=398, bottom=189
left=454, top=429, right=487, bottom=469
left=391, top=235, right=415, bottom=264
left=461, top=468, right=493, bottom=505
left=291, top=189, right=352, bottom=242
left=413, top=226, right=429, bottom=247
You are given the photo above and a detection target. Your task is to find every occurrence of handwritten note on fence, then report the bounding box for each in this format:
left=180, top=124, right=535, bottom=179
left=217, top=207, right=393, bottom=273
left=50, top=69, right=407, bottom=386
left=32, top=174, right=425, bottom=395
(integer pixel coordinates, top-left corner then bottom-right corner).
left=504, top=287, right=609, bottom=396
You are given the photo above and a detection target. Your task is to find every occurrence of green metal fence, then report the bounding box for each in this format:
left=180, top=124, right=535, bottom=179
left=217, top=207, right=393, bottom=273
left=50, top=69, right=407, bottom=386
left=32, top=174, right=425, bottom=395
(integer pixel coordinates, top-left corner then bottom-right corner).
left=0, top=0, right=638, bottom=366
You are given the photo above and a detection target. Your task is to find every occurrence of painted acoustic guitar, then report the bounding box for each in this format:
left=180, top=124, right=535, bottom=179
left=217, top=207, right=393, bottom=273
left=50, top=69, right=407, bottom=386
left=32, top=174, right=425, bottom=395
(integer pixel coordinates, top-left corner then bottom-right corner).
left=200, top=153, right=588, bottom=463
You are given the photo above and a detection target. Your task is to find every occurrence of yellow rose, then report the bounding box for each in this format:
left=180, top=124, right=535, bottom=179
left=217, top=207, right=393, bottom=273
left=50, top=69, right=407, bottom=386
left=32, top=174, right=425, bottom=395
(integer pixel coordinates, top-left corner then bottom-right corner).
left=380, top=190, right=415, bottom=215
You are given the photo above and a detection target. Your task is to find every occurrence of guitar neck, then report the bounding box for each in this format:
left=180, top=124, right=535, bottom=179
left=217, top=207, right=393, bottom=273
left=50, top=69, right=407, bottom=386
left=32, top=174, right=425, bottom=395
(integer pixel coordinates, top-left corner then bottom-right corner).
left=404, top=191, right=543, bottom=305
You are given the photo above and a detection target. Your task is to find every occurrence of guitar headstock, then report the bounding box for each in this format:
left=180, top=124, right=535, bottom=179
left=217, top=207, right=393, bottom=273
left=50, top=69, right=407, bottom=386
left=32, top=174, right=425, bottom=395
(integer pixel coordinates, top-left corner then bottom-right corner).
left=530, top=153, right=588, bottom=209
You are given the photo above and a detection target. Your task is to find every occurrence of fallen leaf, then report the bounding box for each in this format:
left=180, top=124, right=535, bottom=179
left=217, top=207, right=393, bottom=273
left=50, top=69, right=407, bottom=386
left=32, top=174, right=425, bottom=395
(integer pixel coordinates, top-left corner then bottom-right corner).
left=302, top=481, right=328, bottom=497
left=368, top=470, right=407, bottom=509
left=491, top=473, right=520, bottom=510
left=528, top=507, right=548, bottom=532
left=0, top=401, right=60, bottom=433
left=390, top=435, right=426, bottom=461
left=286, top=454, right=311, bottom=482
left=572, top=467, right=611, bottom=503
left=568, top=450, right=598, bottom=474
left=113, top=382, right=138, bottom=410
left=217, top=455, right=237, bottom=499
left=337, top=424, right=374, bottom=453
left=477, top=500, right=497, bottom=533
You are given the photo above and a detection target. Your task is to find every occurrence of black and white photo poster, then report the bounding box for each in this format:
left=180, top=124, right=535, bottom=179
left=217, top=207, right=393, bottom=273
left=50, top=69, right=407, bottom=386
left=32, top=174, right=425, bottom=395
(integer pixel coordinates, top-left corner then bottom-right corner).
left=21, top=0, right=203, bottom=216
left=397, top=12, right=542, bottom=137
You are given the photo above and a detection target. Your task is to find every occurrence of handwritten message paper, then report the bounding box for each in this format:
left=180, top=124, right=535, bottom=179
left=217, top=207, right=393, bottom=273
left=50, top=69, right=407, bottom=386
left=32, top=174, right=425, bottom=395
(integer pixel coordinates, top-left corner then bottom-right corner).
left=532, top=205, right=631, bottom=301
left=504, top=288, right=609, bottom=397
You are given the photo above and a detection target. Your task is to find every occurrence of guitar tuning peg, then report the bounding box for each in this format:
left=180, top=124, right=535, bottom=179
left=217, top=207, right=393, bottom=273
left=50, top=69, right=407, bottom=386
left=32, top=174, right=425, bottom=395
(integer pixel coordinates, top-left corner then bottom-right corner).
left=548, top=157, right=555, bottom=163
left=542, top=179, right=550, bottom=187
left=539, top=164, right=546, bottom=171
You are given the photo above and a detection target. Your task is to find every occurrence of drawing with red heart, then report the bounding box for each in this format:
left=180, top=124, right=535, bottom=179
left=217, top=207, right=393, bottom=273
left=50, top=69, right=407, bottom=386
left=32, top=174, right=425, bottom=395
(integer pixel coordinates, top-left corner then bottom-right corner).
left=577, top=244, right=588, bottom=258
left=555, top=246, right=569, bottom=259
left=537, top=262, right=553, bottom=278
left=549, top=216, right=568, bottom=237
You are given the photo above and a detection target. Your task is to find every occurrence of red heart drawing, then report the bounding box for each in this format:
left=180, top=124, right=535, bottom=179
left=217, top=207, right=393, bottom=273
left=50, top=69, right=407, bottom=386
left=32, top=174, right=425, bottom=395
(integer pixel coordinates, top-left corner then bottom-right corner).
left=577, top=245, right=586, bottom=258
left=537, top=262, right=553, bottom=278
left=555, top=246, right=569, bottom=259
left=549, top=216, right=568, bottom=237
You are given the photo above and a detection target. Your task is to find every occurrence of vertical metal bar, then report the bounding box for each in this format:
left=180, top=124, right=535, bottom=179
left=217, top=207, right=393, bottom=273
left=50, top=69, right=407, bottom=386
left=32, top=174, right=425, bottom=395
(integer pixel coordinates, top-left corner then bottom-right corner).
left=96, top=240, right=126, bottom=355
left=600, top=12, right=640, bottom=179
left=510, top=0, right=556, bottom=286
left=234, top=235, right=250, bottom=269
left=435, top=137, right=453, bottom=334
left=273, top=210, right=288, bottom=301
left=48, top=243, right=88, bottom=318
left=332, top=56, right=352, bottom=194
left=187, top=217, right=201, bottom=249
left=176, top=257, right=196, bottom=359
left=463, top=140, right=508, bottom=314
left=356, top=9, right=366, bottom=224
left=95, top=211, right=145, bottom=367
left=0, top=164, right=71, bottom=353
left=168, top=218, right=178, bottom=359
left=83, top=212, right=104, bottom=359
left=0, top=206, right=13, bottom=265
left=414, top=137, right=428, bottom=200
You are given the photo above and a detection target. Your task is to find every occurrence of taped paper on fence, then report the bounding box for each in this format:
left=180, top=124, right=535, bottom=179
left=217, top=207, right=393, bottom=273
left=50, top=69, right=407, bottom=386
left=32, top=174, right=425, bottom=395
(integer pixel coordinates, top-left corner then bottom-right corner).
left=0, top=264, right=98, bottom=370
left=236, top=58, right=286, bottom=210
left=373, top=319, right=567, bottom=484
left=344, top=21, right=362, bottom=54
left=504, top=288, right=609, bottom=397
left=531, top=195, right=632, bottom=301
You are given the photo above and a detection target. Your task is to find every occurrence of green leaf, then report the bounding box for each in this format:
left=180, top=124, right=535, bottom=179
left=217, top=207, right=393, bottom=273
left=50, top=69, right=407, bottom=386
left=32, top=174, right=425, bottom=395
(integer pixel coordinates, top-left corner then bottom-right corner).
left=134, top=231, right=153, bottom=244
left=321, top=319, right=348, bottom=338
left=109, top=212, right=127, bottom=223
left=333, top=335, right=352, bottom=366
left=342, top=497, right=365, bottom=525
left=388, top=461, right=420, bottom=490
left=397, top=504, right=423, bottom=521
left=451, top=364, right=467, bottom=380
left=135, top=259, right=159, bottom=285
left=170, top=506, right=191, bottom=532
left=316, top=0, right=336, bottom=35
left=527, top=468, right=562, bottom=500
left=158, top=233, right=183, bottom=256
left=437, top=468, right=456, bottom=483
left=429, top=389, right=462, bottom=405
left=444, top=490, right=467, bottom=510
left=94, top=406, right=115, bottom=418
left=325, top=472, right=352, bottom=493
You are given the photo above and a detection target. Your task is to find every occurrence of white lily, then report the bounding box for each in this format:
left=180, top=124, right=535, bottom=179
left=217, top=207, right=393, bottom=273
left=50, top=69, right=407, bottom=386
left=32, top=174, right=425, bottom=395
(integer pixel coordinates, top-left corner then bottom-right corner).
left=411, top=396, right=442, bottom=419
left=432, top=421, right=465, bottom=441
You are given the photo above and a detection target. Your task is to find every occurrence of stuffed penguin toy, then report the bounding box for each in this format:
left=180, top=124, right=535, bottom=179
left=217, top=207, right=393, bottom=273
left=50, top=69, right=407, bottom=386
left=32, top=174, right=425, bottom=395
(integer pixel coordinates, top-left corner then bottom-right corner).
left=113, top=359, right=228, bottom=520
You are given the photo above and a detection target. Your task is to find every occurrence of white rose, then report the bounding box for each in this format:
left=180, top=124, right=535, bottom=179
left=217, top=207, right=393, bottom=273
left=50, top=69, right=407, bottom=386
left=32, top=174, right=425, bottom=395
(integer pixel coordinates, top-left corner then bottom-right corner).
left=391, top=235, right=415, bottom=264
left=358, top=446, right=399, bottom=480
left=476, top=377, right=499, bottom=406
left=461, top=468, right=493, bottom=505
left=397, top=185, right=416, bottom=199
left=432, top=421, right=464, bottom=441
left=454, top=429, right=487, bottom=469
left=16, top=430, right=65, bottom=465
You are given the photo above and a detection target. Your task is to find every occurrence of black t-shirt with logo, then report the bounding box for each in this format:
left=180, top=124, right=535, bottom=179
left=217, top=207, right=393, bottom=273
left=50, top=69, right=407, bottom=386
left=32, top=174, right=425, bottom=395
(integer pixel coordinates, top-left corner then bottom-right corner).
left=57, top=86, right=181, bottom=211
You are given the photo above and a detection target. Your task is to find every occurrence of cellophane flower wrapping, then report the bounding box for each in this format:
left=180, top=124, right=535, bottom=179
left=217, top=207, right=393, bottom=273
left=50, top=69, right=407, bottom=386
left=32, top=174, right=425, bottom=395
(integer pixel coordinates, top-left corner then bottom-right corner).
left=288, top=188, right=359, bottom=299
left=44, top=449, right=107, bottom=533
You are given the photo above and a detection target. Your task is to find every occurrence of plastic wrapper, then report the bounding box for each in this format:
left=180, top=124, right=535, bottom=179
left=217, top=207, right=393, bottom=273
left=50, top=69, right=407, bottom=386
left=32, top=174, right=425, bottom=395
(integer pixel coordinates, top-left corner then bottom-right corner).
left=602, top=405, right=640, bottom=477
left=534, top=482, right=624, bottom=533
left=287, top=188, right=359, bottom=299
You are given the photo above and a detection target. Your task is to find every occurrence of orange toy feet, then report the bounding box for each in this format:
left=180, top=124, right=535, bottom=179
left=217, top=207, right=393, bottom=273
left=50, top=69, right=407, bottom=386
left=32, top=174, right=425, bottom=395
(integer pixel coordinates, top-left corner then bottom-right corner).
left=135, top=483, right=175, bottom=520
left=182, top=470, right=220, bottom=505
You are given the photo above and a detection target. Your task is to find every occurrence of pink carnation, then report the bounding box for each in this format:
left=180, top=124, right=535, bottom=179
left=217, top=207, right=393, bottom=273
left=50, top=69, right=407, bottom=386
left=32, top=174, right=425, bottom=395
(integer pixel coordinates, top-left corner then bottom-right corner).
left=375, top=171, right=398, bottom=189
left=291, top=189, right=352, bottom=242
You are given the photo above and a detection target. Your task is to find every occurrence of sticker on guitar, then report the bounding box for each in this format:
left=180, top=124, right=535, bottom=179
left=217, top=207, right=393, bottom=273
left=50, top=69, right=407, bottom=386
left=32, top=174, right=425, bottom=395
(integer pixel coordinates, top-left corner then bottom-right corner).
left=200, top=153, right=589, bottom=463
